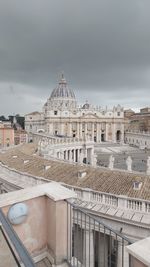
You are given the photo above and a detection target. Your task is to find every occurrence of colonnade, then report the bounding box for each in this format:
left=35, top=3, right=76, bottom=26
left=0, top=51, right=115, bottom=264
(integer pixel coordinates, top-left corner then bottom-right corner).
left=56, top=148, right=83, bottom=163
left=125, top=131, right=150, bottom=149
left=37, top=134, right=96, bottom=166
left=54, top=147, right=95, bottom=165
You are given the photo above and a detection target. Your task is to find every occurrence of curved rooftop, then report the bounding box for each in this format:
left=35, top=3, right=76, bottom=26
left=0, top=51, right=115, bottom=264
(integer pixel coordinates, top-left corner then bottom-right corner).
left=50, top=74, right=76, bottom=100
left=0, top=143, right=150, bottom=200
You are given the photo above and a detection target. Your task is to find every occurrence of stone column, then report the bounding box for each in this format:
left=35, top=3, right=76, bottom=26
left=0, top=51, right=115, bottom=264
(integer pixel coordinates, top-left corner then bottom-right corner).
left=147, top=156, right=150, bottom=175
left=64, top=150, right=66, bottom=160
left=69, top=150, right=73, bottom=162
left=60, top=123, right=64, bottom=135
left=60, top=150, right=64, bottom=160
left=96, top=123, right=99, bottom=143
left=83, top=229, right=94, bottom=267
left=79, top=150, right=84, bottom=164
left=105, top=123, right=108, bottom=142
left=92, top=123, right=95, bottom=141
left=57, top=151, right=60, bottom=159
left=68, top=123, right=72, bottom=137
left=98, top=233, right=108, bottom=267
left=67, top=150, right=70, bottom=161
left=73, top=149, right=76, bottom=162
left=50, top=123, right=54, bottom=135
left=76, top=122, right=80, bottom=138
left=88, top=148, right=94, bottom=165
left=99, top=124, right=102, bottom=143
left=113, top=123, right=116, bottom=143
left=121, top=123, right=124, bottom=144
left=85, top=123, right=87, bottom=139
left=76, top=149, right=79, bottom=163
left=91, top=154, right=97, bottom=167
left=117, top=242, right=129, bottom=267
left=79, top=123, right=82, bottom=139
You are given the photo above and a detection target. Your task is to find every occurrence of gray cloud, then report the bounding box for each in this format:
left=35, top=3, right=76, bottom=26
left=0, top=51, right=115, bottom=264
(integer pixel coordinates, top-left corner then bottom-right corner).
left=0, top=0, right=150, bottom=115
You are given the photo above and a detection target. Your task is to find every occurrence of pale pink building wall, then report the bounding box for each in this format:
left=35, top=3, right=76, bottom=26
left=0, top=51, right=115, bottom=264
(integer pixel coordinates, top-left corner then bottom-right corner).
left=2, top=195, right=70, bottom=264
left=131, top=257, right=148, bottom=267
left=2, top=196, right=48, bottom=256
left=46, top=198, right=69, bottom=265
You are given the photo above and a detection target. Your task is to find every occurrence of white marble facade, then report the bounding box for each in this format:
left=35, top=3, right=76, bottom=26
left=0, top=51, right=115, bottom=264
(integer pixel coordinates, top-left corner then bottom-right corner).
left=25, top=75, right=124, bottom=143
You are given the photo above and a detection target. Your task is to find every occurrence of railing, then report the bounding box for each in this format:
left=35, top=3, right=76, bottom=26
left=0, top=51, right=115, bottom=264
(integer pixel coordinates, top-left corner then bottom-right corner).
left=125, top=130, right=150, bottom=136
left=145, top=202, right=150, bottom=213
left=64, top=184, right=150, bottom=215
left=127, top=200, right=142, bottom=212
left=0, top=208, right=36, bottom=267
left=32, top=132, right=94, bottom=145
left=66, top=200, right=132, bottom=267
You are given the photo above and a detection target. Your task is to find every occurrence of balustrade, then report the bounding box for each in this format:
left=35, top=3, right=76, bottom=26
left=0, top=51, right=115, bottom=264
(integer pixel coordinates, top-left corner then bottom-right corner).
left=145, top=202, right=150, bottom=213
left=64, top=184, right=150, bottom=214
left=127, top=200, right=142, bottom=211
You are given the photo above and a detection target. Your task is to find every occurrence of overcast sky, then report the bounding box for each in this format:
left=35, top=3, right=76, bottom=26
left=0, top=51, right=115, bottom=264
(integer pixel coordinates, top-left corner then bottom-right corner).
left=0, top=0, right=150, bottom=116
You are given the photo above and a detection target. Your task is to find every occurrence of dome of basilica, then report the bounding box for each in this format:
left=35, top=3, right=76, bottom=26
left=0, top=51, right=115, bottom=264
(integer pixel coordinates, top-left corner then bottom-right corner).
left=50, top=74, right=76, bottom=100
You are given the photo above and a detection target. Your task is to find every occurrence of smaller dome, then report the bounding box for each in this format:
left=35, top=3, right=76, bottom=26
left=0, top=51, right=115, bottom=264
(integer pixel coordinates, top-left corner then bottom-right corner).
left=82, top=101, right=90, bottom=109
left=50, top=74, right=75, bottom=99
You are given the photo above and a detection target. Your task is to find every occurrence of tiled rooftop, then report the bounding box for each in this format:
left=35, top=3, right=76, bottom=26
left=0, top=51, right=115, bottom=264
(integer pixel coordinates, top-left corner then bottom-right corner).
left=0, top=144, right=150, bottom=200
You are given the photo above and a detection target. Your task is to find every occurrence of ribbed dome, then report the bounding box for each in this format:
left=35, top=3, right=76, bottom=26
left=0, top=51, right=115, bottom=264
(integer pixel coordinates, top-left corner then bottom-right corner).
left=50, top=75, right=75, bottom=99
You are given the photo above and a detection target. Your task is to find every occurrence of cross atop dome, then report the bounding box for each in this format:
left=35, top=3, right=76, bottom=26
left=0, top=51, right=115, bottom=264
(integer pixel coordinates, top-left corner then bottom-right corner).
left=59, top=72, right=67, bottom=84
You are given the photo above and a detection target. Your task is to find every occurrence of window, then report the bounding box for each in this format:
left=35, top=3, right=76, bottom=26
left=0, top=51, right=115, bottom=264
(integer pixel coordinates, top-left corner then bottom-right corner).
left=117, top=112, right=120, bottom=116
left=54, top=111, right=58, bottom=115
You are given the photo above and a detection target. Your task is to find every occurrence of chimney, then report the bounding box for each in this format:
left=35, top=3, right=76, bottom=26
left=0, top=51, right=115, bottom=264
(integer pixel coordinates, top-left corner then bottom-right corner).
left=78, top=170, right=87, bottom=179
left=44, top=165, right=51, bottom=171
left=12, top=155, right=18, bottom=159
left=23, top=160, right=29, bottom=164
left=133, top=181, right=142, bottom=190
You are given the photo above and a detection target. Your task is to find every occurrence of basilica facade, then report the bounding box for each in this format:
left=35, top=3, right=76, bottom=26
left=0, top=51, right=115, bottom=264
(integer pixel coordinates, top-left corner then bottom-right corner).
left=25, top=75, right=124, bottom=143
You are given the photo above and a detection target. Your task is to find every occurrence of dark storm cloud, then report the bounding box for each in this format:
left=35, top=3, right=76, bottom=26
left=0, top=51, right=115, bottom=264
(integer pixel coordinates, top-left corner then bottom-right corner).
left=0, top=0, right=150, bottom=115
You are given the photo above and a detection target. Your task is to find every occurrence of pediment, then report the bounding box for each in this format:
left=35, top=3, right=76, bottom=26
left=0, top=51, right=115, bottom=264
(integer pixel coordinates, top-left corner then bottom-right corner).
left=80, top=113, right=99, bottom=119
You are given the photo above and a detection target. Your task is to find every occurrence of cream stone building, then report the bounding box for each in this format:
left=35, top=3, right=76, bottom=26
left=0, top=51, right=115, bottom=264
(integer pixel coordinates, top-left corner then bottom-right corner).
left=25, top=75, right=124, bottom=143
